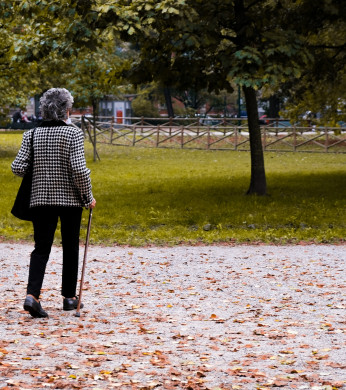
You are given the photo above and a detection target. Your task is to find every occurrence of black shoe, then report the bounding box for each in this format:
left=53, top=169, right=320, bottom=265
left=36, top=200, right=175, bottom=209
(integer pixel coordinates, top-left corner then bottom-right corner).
left=63, top=296, right=84, bottom=311
left=23, top=296, right=48, bottom=318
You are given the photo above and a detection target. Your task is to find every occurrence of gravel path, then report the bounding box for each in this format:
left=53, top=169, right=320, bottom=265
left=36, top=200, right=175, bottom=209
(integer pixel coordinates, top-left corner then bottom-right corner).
left=0, top=243, right=345, bottom=389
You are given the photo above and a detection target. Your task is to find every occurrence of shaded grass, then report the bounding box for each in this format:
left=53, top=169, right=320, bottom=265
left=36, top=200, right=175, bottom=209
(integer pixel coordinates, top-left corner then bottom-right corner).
left=1, top=133, right=345, bottom=245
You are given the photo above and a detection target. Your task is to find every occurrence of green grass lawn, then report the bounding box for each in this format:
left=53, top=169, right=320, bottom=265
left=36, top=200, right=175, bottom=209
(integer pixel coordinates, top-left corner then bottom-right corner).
left=1, top=132, right=345, bottom=245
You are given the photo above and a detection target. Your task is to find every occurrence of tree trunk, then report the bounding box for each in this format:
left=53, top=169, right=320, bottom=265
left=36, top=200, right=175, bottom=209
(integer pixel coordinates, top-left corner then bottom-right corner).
left=243, top=86, right=267, bottom=195
left=163, top=86, right=174, bottom=118
left=234, top=0, right=266, bottom=195
left=268, top=94, right=280, bottom=118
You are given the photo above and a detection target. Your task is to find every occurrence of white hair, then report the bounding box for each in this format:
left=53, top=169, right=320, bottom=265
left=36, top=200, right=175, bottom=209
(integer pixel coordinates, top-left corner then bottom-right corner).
left=40, top=88, right=74, bottom=120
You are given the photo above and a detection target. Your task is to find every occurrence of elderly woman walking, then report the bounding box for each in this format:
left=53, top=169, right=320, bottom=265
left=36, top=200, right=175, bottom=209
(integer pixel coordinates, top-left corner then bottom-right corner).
left=11, top=88, right=96, bottom=318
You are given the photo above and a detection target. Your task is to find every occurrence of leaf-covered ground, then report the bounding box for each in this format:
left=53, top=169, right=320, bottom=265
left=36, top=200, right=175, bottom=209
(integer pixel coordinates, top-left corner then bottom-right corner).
left=0, top=243, right=345, bottom=390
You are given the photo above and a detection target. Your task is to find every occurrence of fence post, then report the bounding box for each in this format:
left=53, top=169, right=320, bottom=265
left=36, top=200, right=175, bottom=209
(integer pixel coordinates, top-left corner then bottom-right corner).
left=169, top=117, right=172, bottom=136
left=156, top=126, right=160, bottom=147
left=207, top=126, right=210, bottom=150
left=262, top=126, right=266, bottom=151
left=325, top=128, right=329, bottom=153
left=141, top=116, right=144, bottom=134
left=235, top=125, right=238, bottom=150
left=93, top=116, right=97, bottom=162
left=81, top=116, right=86, bottom=138
left=132, top=126, right=136, bottom=146
left=275, top=118, right=279, bottom=136
left=181, top=126, right=184, bottom=148
left=110, top=116, right=114, bottom=144
left=293, top=126, right=297, bottom=152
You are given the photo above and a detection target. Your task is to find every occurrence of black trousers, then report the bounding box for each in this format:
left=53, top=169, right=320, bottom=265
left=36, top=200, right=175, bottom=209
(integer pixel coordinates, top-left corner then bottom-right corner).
left=27, top=206, right=83, bottom=299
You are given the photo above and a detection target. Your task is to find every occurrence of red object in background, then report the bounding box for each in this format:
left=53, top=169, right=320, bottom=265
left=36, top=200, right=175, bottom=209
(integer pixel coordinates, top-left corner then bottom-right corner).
left=260, top=114, right=270, bottom=124
left=116, top=110, right=123, bottom=124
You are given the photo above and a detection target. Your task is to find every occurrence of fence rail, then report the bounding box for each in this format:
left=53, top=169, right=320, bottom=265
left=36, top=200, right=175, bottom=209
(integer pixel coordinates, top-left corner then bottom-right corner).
left=73, top=116, right=346, bottom=154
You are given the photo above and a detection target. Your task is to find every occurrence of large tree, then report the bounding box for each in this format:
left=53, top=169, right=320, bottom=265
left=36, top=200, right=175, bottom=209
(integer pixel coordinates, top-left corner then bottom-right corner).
left=108, top=0, right=344, bottom=194
left=93, top=0, right=313, bottom=195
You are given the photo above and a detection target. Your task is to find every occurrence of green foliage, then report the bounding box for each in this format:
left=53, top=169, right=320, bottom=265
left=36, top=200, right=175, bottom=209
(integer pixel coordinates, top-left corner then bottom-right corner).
left=1, top=134, right=345, bottom=245
left=265, top=1, right=346, bottom=123
left=6, top=0, right=345, bottom=117
left=98, top=0, right=311, bottom=93
left=2, top=2, right=137, bottom=113
left=131, top=94, right=159, bottom=117
left=281, top=23, right=346, bottom=124
left=171, top=89, right=237, bottom=115
left=0, top=2, right=37, bottom=111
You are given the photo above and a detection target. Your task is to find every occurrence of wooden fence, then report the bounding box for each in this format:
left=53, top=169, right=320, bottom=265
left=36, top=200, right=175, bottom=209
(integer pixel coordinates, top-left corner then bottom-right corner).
left=73, top=116, right=346, bottom=156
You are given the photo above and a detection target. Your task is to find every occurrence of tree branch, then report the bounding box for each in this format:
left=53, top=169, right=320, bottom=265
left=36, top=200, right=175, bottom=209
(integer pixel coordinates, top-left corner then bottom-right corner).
left=245, top=0, right=264, bottom=12
left=309, top=43, right=346, bottom=50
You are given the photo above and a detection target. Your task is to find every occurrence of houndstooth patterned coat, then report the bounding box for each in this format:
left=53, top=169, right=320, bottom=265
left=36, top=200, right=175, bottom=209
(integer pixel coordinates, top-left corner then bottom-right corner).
left=11, top=120, right=93, bottom=208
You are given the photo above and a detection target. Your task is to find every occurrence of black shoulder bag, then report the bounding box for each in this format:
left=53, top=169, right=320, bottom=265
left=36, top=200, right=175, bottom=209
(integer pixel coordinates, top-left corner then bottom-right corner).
left=11, top=129, right=36, bottom=221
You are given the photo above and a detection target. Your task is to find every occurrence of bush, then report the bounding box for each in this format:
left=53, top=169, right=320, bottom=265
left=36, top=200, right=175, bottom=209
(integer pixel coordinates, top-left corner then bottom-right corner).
left=0, top=116, right=11, bottom=129
left=131, top=95, right=160, bottom=117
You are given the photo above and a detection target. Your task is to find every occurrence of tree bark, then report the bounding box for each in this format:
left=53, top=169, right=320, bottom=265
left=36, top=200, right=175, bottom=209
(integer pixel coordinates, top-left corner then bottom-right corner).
left=268, top=94, right=280, bottom=118
left=163, top=86, right=174, bottom=118
left=243, top=86, right=267, bottom=195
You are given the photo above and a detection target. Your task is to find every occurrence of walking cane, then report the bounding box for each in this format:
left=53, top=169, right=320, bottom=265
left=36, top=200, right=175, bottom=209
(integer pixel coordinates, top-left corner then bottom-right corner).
left=75, top=208, right=93, bottom=317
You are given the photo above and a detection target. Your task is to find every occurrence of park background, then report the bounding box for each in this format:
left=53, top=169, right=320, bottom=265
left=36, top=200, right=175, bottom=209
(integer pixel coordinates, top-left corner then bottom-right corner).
left=0, top=0, right=345, bottom=245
